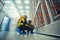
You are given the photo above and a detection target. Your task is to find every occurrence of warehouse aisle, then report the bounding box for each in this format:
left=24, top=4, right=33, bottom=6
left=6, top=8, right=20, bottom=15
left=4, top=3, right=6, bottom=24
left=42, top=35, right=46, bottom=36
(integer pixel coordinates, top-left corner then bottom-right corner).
left=0, top=0, right=60, bottom=40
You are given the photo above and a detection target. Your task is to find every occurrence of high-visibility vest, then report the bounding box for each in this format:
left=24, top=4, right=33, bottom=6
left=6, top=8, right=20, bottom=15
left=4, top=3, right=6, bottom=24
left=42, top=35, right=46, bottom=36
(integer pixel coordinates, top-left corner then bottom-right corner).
left=17, top=22, right=24, bottom=27
left=17, top=22, right=20, bottom=27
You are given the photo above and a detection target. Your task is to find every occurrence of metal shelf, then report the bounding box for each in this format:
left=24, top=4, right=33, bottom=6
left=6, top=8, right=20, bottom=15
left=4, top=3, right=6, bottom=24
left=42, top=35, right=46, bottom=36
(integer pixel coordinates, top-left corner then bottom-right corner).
left=0, top=0, right=5, bottom=13
left=34, top=1, right=41, bottom=17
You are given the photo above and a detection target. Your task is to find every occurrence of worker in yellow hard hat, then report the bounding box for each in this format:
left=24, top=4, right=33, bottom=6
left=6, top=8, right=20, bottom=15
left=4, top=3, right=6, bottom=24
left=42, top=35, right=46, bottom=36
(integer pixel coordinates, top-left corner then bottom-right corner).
left=17, top=15, right=28, bottom=34
left=17, top=16, right=25, bottom=33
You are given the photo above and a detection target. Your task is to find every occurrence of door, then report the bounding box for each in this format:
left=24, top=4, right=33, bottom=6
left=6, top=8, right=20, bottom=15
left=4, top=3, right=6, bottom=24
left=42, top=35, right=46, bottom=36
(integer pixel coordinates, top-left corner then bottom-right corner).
left=1, top=16, right=11, bottom=31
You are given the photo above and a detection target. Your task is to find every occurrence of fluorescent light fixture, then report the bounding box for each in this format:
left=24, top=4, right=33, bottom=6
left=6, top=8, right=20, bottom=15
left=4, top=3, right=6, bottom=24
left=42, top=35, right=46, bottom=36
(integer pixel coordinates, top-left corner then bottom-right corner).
left=25, top=6, right=29, bottom=9
left=4, top=1, right=11, bottom=3
left=21, top=13, right=25, bottom=15
left=19, top=6, right=23, bottom=9
left=25, top=0, right=30, bottom=4
left=20, top=10, right=24, bottom=12
left=26, top=13, right=29, bottom=16
left=16, top=0, right=21, bottom=3
left=26, top=10, right=29, bottom=12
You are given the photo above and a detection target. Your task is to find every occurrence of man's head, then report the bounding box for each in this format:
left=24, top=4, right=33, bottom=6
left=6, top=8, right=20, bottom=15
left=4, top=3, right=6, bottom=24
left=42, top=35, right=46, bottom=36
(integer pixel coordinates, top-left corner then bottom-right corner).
left=28, top=20, right=32, bottom=23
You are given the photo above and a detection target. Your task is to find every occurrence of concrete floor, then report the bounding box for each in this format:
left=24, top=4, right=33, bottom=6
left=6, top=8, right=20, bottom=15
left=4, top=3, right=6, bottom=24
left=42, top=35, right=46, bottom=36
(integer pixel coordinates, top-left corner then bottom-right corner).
left=0, top=32, right=60, bottom=40
left=17, top=34, right=60, bottom=40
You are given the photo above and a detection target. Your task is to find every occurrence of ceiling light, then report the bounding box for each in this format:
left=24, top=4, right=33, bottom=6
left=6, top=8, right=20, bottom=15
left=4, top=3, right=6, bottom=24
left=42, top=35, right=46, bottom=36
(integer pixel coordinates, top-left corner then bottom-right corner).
left=25, top=6, right=29, bottom=9
left=19, top=6, right=23, bottom=9
left=25, top=0, right=30, bottom=4
left=21, top=13, right=25, bottom=15
left=26, top=13, right=29, bottom=16
left=20, top=10, right=24, bottom=12
left=4, top=1, right=11, bottom=3
left=26, top=10, right=29, bottom=12
left=16, top=0, right=21, bottom=4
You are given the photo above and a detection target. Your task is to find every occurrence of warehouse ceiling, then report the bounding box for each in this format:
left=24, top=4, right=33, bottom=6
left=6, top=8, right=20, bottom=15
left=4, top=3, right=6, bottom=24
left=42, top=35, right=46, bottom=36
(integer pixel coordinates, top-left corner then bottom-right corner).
left=2, top=0, right=34, bottom=20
